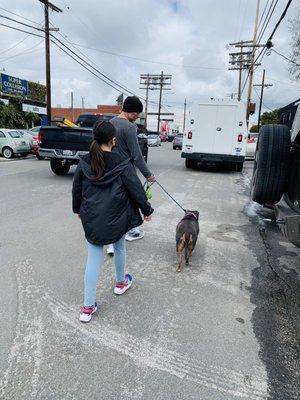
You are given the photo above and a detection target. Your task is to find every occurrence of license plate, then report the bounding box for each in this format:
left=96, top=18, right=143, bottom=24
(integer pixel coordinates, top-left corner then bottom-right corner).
left=62, top=150, right=74, bottom=156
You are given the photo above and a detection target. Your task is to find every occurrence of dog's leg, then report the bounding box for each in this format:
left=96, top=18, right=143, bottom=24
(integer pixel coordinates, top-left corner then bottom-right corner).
left=176, top=234, right=185, bottom=272
left=185, top=235, right=193, bottom=266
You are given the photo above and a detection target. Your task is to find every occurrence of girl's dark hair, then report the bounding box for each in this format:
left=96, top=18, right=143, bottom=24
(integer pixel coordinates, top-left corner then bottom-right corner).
left=90, top=120, right=116, bottom=180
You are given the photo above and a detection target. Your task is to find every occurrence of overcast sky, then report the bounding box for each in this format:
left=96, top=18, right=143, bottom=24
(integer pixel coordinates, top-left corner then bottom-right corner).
left=0, top=0, right=299, bottom=129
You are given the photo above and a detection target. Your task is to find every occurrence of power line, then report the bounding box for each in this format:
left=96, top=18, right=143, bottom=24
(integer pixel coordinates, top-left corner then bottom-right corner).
left=256, top=0, right=278, bottom=44
left=0, top=13, right=44, bottom=32
left=63, top=42, right=225, bottom=70
left=50, top=34, right=143, bottom=98
left=0, top=40, right=43, bottom=62
left=0, top=17, right=172, bottom=111
left=271, top=48, right=300, bottom=67
left=0, top=22, right=44, bottom=38
left=0, top=7, right=42, bottom=26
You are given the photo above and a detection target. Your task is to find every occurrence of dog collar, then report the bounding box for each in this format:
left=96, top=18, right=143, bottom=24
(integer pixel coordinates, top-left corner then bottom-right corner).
left=186, top=212, right=198, bottom=220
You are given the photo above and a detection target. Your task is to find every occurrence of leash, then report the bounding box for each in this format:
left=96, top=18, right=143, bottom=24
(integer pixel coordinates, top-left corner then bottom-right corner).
left=151, top=179, right=186, bottom=213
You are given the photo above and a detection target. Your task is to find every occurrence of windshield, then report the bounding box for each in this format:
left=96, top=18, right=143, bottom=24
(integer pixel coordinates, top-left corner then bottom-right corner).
left=8, top=131, right=22, bottom=138
left=76, top=114, right=114, bottom=128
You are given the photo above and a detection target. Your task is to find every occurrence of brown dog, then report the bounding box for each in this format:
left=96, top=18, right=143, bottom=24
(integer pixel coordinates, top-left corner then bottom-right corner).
left=176, top=210, right=199, bottom=272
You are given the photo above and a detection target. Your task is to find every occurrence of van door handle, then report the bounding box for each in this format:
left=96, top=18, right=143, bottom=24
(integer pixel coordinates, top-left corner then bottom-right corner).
left=216, top=127, right=221, bottom=131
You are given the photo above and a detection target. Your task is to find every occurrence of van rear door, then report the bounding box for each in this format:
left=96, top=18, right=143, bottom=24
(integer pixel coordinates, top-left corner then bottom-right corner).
left=194, top=104, right=217, bottom=154
left=212, top=105, right=237, bottom=155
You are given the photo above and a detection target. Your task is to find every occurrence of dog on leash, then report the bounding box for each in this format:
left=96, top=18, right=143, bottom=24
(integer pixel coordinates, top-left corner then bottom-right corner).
left=176, top=210, right=199, bottom=272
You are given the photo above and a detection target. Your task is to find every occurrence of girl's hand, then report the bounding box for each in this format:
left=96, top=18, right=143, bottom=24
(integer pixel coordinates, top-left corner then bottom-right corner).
left=144, top=215, right=152, bottom=222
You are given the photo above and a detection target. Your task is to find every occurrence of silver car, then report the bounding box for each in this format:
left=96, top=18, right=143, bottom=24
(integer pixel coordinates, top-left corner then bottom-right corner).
left=0, top=129, right=31, bottom=159
left=147, top=134, right=161, bottom=147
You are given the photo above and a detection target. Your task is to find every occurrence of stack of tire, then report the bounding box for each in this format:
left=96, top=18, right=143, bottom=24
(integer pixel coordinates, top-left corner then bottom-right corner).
left=251, top=124, right=298, bottom=211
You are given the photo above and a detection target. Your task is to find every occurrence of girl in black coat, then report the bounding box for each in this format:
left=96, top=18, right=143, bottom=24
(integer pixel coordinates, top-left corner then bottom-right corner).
left=72, top=121, right=153, bottom=322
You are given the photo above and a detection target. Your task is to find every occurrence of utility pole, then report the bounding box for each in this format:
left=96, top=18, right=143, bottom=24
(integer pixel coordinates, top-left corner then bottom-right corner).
left=81, top=96, right=85, bottom=111
left=140, top=72, right=172, bottom=131
left=253, top=69, right=273, bottom=131
left=157, top=71, right=164, bottom=133
left=183, top=98, right=187, bottom=132
left=39, top=0, right=62, bottom=124
left=246, top=0, right=261, bottom=124
left=71, top=91, right=74, bottom=121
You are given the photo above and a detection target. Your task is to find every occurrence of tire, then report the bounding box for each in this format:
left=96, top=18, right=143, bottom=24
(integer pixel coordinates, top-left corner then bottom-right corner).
left=50, top=158, right=71, bottom=175
left=235, top=162, right=243, bottom=172
left=142, top=146, right=148, bottom=163
left=251, top=124, right=291, bottom=205
left=185, top=158, right=194, bottom=169
left=36, top=154, right=45, bottom=160
left=2, top=147, right=13, bottom=159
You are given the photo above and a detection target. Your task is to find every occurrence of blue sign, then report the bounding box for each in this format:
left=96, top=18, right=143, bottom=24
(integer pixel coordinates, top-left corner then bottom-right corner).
left=41, top=115, right=49, bottom=126
left=0, top=73, right=28, bottom=97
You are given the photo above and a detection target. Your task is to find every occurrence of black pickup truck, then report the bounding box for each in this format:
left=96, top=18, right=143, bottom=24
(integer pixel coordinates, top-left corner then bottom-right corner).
left=38, top=125, right=148, bottom=175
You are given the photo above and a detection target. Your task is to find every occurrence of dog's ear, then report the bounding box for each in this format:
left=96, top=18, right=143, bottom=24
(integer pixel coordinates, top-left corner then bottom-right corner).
left=193, top=210, right=199, bottom=220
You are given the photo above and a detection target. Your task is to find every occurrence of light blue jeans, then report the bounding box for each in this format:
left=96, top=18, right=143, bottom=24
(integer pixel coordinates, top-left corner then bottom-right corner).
left=84, top=236, right=126, bottom=307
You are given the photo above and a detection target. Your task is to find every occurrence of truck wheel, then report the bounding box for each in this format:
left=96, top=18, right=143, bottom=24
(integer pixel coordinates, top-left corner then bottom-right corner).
left=251, top=124, right=291, bottom=205
left=3, top=147, right=14, bottom=159
left=50, top=158, right=71, bottom=175
left=235, top=162, right=243, bottom=172
left=185, top=159, right=194, bottom=169
left=142, top=146, right=148, bottom=163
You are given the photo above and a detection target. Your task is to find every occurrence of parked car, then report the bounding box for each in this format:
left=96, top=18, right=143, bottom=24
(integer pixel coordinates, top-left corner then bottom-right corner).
left=19, top=129, right=45, bottom=160
left=246, top=133, right=258, bottom=159
left=147, top=134, right=161, bottom=147
left=159, top=133, right=168, bottom=142
left=0, top=129, right=31, bottom=159
left=30, top=126, right=41, bottom=134
left=173, top=133, right=183, bottom=150
left=167, top=132, right=175, bottom=142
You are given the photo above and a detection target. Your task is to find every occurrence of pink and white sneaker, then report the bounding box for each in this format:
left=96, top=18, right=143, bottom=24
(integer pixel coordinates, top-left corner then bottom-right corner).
left=114, top=274, right=133, bottom=295
left=79, top=303, right=97, bottom=323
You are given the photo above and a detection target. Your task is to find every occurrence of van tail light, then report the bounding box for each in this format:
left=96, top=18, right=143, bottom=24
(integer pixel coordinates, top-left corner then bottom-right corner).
left=237, top=134, right=243, bottom=142
left=188, top=131, right=193, bottom=139
left=38, top=132, right=44, bottom=145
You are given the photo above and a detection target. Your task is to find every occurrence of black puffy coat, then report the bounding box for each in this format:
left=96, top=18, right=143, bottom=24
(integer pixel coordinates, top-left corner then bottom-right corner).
left=72, top=152, right=153, bottom=245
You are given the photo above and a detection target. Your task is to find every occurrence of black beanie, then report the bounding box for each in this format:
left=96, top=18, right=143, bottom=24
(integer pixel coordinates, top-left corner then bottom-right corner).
left=122, top=96, right=143, bottom=113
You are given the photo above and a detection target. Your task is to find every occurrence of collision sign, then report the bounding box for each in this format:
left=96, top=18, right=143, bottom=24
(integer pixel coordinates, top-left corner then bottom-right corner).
left=0, top=73, right=28, bottom=97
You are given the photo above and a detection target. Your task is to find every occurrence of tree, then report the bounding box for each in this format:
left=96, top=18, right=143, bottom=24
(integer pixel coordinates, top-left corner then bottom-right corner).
left=260, top=109, right=278, bottom=126
left=116, top=93, right=124, bottom=106
left=250, top=124, right=259, bottom=132
left=0, top=102, right=40, bottom=128
left=289, top=8, right=300, bottom=81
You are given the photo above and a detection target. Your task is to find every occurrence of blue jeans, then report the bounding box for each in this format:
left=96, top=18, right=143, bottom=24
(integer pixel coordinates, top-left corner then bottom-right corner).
left=84, top=236, right=126, bottom=307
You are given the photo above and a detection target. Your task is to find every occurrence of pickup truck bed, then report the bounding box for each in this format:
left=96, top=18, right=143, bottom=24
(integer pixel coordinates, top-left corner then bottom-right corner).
left=39, top=126, right=148, bottom=175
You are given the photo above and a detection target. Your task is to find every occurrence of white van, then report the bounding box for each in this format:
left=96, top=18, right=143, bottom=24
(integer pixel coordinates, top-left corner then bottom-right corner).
left=182, top=98, right=247, bottom=171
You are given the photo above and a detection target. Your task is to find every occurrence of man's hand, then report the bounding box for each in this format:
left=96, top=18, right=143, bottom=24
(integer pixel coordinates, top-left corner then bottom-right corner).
left=147, top=174, right=156, bottom=182
left=144, top=215, right=152, bottom=222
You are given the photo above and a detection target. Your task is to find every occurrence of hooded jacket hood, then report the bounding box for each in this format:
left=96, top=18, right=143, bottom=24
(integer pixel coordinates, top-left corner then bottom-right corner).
left=79, top=154, right=131, bottom=186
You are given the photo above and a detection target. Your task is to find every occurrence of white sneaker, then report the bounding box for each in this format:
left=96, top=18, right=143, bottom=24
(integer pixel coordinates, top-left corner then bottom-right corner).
left=114, top=274, right=133, bottom=295
left=79, top=303, right=97, bottom=323
left=125, top=230, right=145, bottom=241
left=107, top=244, right=114, bottom=255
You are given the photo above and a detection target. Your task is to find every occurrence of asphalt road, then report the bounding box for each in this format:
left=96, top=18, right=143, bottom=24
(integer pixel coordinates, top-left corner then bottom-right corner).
left=0, top=144, right=299, bottom=400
